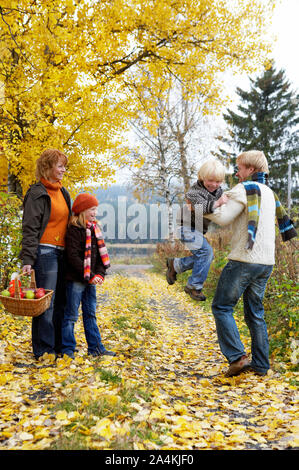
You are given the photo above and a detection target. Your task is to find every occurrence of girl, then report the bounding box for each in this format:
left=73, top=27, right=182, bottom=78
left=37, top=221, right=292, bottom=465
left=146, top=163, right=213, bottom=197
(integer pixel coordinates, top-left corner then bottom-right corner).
left=61, top=193, right=115, bottom=358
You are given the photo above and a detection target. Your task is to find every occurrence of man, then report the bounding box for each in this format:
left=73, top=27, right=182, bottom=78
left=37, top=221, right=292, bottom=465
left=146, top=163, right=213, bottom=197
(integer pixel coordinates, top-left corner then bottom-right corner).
left=205, top=150, right=297, bottom=377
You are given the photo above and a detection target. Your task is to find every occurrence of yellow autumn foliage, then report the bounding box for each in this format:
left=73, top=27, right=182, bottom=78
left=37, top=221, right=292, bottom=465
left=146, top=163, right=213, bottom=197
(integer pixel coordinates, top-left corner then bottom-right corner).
left=0, top=0, right=275, bottom=194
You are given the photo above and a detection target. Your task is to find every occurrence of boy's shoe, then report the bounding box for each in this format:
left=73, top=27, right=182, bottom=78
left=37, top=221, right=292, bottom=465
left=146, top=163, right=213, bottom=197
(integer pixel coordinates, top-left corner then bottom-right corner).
left=225, top=355, right=250, bottom=377
left=184, top=286, right=206, bottom=301
left=166, top=258, right=177, bottom=285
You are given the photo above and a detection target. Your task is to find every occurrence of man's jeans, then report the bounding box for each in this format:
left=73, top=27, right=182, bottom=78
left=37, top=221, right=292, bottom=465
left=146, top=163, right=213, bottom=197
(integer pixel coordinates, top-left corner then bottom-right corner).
left=61, top=281, right=105, bottom=356
left=212, top=260, right=273, bottom=374
left=173, top=228, right=214, bottom=290
left=32, top=245, right=66, bottom=358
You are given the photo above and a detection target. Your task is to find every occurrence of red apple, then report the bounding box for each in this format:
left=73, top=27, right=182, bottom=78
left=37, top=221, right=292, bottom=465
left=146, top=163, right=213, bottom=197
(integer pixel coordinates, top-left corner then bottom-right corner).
left=35, top=288, right=46, bottom=299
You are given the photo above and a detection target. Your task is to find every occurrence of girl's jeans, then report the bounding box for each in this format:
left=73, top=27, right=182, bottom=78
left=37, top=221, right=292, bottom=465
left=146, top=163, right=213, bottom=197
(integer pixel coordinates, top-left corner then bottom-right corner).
left=173, top=227, right=214, bottom=290
left=61, top=281, right=105, bottom=356
left=32, top=245, right=66, bottom=358
left=212, top=260, right=273, bottom=374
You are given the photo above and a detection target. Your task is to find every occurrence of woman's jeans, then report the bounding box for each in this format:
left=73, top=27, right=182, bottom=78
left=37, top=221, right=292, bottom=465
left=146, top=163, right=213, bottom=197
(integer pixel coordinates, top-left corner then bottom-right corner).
left=32, top=245, right=66, bottom=358
left=173, top=228, right=214, bottom=290
left=212, top=260, right=273, bottom=374
left=61, top=281, right=105, bottom=356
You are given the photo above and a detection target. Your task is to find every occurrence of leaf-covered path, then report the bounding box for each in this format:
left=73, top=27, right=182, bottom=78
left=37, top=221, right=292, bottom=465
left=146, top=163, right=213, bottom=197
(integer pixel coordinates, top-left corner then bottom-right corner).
left=0, top=269, right=298, bottom=450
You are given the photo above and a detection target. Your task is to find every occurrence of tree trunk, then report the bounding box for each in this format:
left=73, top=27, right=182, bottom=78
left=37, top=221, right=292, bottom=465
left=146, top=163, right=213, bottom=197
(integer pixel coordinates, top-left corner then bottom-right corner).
left=7, top=172, right=23, bottom=198
left=177, top=132, right=190, bottom=192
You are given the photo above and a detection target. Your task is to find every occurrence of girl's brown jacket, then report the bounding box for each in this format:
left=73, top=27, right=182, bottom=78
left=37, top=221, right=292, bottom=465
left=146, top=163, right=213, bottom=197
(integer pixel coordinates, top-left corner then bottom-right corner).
left=65, top=224, right=107, bottom=284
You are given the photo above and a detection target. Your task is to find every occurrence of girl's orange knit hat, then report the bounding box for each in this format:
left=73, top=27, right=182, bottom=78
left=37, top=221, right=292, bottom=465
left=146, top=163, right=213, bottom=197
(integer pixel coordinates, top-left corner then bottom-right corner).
left=72, top=193, right=99, bottom=215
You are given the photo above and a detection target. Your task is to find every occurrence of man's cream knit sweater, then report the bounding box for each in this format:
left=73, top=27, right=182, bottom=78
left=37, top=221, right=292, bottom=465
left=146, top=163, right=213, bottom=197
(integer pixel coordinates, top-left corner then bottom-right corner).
left=206, top=182, right=276, bottom=265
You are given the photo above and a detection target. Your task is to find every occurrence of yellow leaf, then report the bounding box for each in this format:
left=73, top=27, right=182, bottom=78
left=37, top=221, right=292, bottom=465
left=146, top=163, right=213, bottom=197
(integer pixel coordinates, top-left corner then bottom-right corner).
left=56, top=410, right=68, bottom=421
left=288, top=437, right=299, bottom=448
left=0, top=431, right=13, bottom=438
left=92, top=418, right=114, bottom=439
left=79, top=427, right=91, bottom=436
left=19, top=432, right=34, bottom=441
left=34, top=429, right=49, bottom=440
left=149, top=409, right=166, bottom=421
left=174, top=402, right=188, bottom=415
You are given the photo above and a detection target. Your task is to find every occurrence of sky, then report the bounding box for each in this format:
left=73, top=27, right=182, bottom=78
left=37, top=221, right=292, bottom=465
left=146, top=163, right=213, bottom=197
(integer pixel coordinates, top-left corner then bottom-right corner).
left=270, top=0, right=299, bottom=92
left=223, top=0, right=299, bottom=106
left=116, top=0, right=299, bottom=184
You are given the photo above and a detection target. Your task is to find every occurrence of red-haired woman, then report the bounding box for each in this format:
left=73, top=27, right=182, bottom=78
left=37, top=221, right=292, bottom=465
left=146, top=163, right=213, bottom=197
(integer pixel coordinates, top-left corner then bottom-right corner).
left=20, top=149, right=71, bottom=361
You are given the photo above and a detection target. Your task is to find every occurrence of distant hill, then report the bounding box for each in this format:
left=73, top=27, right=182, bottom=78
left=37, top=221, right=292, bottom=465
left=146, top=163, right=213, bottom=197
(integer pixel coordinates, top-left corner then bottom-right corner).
left=95, top=184, right=135, bottom=203
left=94, top=184, right=168, bottom=243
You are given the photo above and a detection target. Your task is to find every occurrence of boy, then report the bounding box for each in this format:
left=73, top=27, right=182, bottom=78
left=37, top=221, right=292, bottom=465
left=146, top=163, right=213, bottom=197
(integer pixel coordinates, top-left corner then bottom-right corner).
left=166, top=159, right=227, bottom=300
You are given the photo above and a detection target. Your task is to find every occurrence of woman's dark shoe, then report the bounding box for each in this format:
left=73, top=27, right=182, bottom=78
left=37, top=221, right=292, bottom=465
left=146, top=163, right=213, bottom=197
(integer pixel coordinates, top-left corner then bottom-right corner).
left=166, top=258, right=177, bottom=285
left=184, top=286, right=206, bottom=301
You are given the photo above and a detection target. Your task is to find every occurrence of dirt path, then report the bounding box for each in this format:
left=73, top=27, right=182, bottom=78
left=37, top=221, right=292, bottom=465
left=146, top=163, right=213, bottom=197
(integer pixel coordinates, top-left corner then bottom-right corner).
left=107, top=264, right=154, bottom=277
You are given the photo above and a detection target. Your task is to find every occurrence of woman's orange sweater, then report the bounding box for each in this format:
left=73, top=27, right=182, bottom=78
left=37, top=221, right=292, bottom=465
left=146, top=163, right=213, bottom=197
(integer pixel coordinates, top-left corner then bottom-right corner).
left=39, top=178, right=69, bottom=247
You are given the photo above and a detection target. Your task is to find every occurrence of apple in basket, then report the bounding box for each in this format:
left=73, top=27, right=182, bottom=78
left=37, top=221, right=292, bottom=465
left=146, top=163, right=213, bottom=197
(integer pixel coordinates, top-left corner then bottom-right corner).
left=35, top=288, right=46, bottom=299
left=25, top=290, right=35, bottom=299
left=1, top=289, right=10, bottom=297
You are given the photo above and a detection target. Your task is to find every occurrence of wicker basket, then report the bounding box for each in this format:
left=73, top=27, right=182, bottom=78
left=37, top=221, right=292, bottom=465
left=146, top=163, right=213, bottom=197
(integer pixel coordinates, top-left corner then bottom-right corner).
left=0, top=270, right=53, bottom=317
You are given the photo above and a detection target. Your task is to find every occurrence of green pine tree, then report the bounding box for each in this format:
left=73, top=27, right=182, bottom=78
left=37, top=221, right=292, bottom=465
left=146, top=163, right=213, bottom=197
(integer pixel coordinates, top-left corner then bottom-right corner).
left=222, top=64, right=299, bottom=203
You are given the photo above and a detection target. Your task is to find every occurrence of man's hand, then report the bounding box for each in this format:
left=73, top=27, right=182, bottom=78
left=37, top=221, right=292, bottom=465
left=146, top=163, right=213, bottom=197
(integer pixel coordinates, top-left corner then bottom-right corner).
left=213, top=194, right=229, bottom=209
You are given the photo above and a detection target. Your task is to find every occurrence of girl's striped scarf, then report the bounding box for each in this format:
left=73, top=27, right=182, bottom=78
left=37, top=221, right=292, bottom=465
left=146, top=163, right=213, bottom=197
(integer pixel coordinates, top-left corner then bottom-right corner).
left=84, top=222, right=110, bottom=280
left=242, top=172, right=297, bottom=249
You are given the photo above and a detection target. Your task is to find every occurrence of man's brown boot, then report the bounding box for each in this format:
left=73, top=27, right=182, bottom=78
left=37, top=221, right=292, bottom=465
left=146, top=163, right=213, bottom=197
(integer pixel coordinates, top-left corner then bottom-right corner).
left=225, top=355, right=250, bottom=377
left=166, top=258, right=177, bottom=285
left=184, top=286, right=206, bottom=301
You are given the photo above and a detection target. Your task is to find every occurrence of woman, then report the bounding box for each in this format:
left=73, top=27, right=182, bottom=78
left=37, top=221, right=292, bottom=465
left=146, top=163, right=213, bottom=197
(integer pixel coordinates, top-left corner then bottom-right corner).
left=20, top=149, right=71, bottom=361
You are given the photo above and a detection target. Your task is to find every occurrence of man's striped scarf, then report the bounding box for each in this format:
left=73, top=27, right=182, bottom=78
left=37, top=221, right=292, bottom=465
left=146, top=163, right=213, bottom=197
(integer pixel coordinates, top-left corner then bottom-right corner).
left=84, top=222, right=110, bottom=280
left=242, top=172, right=297, bottom=249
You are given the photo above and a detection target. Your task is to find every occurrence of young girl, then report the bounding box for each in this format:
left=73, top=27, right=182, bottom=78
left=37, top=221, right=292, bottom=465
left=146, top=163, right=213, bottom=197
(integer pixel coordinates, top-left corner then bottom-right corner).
left=61, top=193, right=115, bottom=358
left=166, top=159, right=228, bottom=301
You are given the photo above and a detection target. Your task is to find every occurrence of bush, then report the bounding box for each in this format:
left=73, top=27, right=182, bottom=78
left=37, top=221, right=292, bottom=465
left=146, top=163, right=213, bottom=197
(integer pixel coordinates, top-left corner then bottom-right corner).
left=264, top=236, right=298, bottom=367
left=0, top=191, right=22, bottom=290
left=150, top=239, right=191, bottom=272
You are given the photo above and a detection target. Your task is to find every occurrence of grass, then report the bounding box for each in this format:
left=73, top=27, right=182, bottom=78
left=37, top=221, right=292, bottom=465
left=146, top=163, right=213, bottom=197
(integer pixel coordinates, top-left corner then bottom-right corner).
left=140, top=319, right=156, bottom=332
left=50, top=381, right=160, bottom=450
left=94, top=367, right=122, bottom=384
left=113, top=315, right=130, bottom=329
